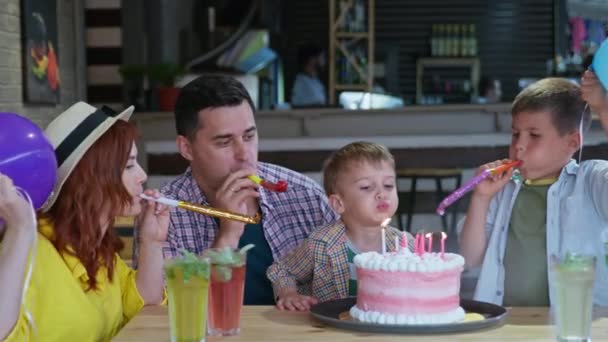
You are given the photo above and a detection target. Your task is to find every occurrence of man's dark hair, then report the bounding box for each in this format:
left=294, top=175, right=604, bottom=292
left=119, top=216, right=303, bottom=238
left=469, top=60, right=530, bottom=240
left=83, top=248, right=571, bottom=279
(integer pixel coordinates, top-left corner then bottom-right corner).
left=297, top=43, right=324, bottom=71
left=512, top=77, right=589, bottom=135
left=174, top=75, right=255, bottom=139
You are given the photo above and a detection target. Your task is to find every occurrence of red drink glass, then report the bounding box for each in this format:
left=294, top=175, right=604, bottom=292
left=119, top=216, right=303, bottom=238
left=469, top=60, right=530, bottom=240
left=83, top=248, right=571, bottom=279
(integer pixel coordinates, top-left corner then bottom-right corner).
left=205, top=248, right=247, bottom=336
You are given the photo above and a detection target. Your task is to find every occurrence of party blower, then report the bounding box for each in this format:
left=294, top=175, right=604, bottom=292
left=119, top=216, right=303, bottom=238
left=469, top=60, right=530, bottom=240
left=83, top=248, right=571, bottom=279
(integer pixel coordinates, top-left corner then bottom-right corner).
left=436, top=160, right=522, bottom=215
left=247, top=175, right=288, bottom=192
left=140, top=194, right=261, bottom=224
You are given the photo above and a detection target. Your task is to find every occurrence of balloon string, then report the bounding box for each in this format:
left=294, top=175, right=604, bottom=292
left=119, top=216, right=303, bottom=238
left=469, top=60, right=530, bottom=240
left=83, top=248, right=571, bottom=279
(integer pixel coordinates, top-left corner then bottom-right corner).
left=14, top=186, right=37, bottom=338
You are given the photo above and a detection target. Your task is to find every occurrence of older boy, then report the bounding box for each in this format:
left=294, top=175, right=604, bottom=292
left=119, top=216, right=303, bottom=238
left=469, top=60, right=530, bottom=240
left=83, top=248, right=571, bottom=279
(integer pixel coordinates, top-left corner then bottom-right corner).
left=460, top=78, right=608, bottom=306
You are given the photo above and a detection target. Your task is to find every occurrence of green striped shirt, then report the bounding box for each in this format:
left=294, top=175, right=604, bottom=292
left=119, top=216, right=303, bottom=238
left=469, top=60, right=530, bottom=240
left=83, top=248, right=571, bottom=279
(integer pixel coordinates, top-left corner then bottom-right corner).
left=346, top=240, right=360, bottom=296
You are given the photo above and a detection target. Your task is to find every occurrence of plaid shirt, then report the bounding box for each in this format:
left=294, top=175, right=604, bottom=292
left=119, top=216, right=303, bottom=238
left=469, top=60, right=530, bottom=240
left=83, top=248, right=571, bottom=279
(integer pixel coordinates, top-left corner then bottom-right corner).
left=143, top=162, right=338, bottom=264
left=267, top=220, right=415, bottom=302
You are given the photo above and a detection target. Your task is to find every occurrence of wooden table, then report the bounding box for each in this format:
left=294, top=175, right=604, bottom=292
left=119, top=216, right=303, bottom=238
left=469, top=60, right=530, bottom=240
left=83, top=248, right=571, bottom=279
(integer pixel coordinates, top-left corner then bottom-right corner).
left=114, top=305, right=608, bottom=341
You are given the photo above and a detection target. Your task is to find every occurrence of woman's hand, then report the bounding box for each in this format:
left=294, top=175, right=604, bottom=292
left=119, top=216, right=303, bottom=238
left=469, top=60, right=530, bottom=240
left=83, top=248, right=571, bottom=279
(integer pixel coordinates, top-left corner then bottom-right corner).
left=137, top=189, right=170, bottom=245
left=0, top=173, right=36, bottom=242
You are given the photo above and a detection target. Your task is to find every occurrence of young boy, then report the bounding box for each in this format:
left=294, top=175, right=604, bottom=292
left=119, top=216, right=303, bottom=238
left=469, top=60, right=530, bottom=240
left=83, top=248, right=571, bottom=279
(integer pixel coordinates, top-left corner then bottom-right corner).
left=267, top=142, right=415, bottom=311
left=460, top=78, right=608, bottom=307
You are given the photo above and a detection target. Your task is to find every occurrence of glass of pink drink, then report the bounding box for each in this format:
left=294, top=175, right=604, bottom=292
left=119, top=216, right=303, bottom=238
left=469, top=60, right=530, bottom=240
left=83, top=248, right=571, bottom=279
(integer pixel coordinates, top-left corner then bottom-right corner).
left=204, top=245, right=252, bottom=336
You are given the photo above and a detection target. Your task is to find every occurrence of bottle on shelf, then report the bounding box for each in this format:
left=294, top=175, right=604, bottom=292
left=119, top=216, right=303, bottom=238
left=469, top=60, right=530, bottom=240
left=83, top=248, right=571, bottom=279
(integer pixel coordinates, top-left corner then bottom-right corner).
left=453, top=24, right=461, bottom=57
left=437, top=24, right=446, bottom=57
left=460, top=24, right=469, bottom=57
left=430, top=24, right=438, bottom=57
left=469, top=24, right=478, bottom=57
left=445, top=24, right=454, bottom=57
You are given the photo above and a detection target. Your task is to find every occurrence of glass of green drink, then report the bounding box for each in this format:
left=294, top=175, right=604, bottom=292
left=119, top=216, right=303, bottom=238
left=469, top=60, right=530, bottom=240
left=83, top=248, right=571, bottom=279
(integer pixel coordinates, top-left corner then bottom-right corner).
left=164, top=251, right=211, bottom=342
left=550, top=252, right=596, bottom=342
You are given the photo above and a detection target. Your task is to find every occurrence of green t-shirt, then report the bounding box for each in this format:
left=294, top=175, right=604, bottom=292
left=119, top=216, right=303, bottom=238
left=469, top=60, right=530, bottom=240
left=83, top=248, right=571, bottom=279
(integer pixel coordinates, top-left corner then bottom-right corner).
left=503, top=182, right=551, bottom=306
left=346, top=240, right=359, bottom=296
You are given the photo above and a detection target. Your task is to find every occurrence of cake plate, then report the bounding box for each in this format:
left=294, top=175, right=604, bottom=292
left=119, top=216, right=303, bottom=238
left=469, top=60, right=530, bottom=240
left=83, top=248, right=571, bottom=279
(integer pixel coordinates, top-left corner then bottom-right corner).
left=310, top=297, right=508, bottom=334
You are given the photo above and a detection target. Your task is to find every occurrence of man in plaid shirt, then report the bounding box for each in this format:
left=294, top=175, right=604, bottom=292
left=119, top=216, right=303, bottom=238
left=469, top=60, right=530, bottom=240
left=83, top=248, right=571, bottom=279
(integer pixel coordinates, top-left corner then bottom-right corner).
left=139, top=75, right=338, bottom=305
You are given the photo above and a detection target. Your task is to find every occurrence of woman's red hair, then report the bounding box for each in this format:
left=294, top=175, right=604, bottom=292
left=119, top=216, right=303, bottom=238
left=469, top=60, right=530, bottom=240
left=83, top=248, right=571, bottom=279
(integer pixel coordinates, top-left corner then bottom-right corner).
left=43, top=120, right=139, bottom=290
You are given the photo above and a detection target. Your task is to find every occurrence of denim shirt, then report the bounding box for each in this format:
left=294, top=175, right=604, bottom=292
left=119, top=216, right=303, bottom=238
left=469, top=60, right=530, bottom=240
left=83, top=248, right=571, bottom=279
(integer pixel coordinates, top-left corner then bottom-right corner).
left=472, top=159, right=608, bottom=306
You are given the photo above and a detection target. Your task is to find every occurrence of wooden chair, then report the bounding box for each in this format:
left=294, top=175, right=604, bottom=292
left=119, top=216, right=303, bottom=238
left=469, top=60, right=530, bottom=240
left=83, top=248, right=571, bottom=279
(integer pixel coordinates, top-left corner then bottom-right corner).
left=396, top=168, right=462, bottom=233
left=115, top=216, right=135, bottom=264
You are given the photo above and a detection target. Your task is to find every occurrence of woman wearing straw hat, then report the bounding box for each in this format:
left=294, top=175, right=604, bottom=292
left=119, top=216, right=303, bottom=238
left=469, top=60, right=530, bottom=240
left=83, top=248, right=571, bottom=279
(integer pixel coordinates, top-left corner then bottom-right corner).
left=0, top=102, right=168, bottom=341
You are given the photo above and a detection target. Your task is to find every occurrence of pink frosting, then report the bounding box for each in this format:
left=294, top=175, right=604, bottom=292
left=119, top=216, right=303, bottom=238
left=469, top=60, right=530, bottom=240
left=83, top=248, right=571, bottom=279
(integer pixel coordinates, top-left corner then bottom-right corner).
left=356, top=267, right=462, bottom=315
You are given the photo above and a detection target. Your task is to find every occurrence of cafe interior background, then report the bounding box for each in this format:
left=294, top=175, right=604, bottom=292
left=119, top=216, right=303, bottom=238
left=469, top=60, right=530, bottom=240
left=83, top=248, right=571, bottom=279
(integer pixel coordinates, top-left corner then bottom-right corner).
left=2, top=0, right=607, bottom=297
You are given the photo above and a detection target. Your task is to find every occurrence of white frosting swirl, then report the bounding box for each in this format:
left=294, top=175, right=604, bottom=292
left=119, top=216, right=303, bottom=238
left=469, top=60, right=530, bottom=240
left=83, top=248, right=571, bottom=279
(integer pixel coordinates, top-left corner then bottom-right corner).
left=353, top=250, right=465, bottom=272
left=350, top=305, right=466, bottom=325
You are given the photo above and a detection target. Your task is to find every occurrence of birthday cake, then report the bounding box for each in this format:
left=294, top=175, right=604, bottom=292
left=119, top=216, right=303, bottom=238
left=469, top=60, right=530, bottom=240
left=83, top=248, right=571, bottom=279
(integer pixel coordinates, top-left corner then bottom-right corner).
left=349, top=249, right=466, bottom=325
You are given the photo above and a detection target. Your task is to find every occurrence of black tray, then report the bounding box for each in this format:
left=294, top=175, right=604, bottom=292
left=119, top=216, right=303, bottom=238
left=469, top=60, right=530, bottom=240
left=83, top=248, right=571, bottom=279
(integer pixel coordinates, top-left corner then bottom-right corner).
left=310, top=297, right=507, bottom=334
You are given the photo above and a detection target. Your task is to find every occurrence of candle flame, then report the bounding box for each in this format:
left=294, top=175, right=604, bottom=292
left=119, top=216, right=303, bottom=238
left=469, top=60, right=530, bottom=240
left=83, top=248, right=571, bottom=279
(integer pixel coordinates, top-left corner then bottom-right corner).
left=425, top=232, right=433, bottom=238
left=441, top=231, right=447, bottom=239
left=381, top=218, right=391, bottom=228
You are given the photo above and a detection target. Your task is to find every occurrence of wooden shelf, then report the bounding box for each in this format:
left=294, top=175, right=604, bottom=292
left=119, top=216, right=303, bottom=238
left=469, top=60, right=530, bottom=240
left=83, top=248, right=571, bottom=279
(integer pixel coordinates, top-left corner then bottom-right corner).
left=416, top=57, right=480, bottom=105
left=335, top=84, right=368, bottom=90
left=417, top=57, right=480, bottom=67
left=328, top=0, right=375, bottom=105
left=335, top=32, right=369, bottom=39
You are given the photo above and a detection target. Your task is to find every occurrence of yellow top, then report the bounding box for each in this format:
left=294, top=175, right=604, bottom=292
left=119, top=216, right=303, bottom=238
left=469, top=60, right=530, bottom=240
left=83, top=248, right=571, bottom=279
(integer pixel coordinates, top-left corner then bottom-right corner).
left=524, top=177, right=558, bottom=186
left=4, top=219, right=145, bottom=342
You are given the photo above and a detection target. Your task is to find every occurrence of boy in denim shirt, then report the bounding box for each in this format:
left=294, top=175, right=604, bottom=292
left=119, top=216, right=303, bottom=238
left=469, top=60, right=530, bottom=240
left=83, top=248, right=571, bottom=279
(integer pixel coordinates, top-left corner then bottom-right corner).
left=460, top=78, right=608, bottom=306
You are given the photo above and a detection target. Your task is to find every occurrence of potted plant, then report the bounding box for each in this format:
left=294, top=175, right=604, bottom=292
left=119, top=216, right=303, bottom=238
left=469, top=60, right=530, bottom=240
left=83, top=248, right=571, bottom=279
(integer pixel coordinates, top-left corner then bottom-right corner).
left=147, top=63, right=186, bottom=111
left=119, top=64, right=148, bottom=110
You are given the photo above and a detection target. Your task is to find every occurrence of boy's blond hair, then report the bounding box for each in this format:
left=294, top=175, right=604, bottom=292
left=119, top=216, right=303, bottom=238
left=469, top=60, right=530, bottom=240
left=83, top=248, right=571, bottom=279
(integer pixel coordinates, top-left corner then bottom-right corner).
left=322, top=141, right=395, bottom=195
left=512, top=77, right=589, bottom=135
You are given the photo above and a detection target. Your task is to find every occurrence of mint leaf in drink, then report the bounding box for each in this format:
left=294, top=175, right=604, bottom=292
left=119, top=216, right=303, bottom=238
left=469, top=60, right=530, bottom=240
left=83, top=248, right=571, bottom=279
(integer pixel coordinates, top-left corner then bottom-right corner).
left=204, top=245, right=255, bottom=282
left=213, top=265, right=234, bottom=282
left=164, top=249, right=210, bottom=283
left=165, top=267, right=176, bottom=280
left=559, top=252, right=595, bottom=271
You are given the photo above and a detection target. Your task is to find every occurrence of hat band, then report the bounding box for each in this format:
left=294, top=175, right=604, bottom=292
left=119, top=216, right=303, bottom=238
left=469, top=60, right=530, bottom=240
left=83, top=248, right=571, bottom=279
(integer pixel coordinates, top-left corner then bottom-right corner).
left=55, top=106, right=117, bottom=166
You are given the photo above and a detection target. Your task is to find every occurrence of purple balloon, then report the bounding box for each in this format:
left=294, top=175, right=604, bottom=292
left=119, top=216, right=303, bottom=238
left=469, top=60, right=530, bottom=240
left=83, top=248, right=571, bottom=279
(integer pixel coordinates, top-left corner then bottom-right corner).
left=0, top=113, right=57, bottom=213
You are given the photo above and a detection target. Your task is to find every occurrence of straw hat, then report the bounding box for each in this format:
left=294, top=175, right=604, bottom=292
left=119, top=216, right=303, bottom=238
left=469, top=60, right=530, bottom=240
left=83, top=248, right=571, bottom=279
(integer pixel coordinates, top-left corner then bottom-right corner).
left=41, top=102, right=133, bottom=212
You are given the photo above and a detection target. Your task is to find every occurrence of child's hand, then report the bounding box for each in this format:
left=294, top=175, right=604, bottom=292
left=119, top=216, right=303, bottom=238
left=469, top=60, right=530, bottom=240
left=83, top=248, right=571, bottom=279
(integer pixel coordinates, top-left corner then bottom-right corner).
left=581, top=70, right=608, bottom=115
left=276, top=289, right=319, bottom=311
left=472, top=159, right=514, bottom=199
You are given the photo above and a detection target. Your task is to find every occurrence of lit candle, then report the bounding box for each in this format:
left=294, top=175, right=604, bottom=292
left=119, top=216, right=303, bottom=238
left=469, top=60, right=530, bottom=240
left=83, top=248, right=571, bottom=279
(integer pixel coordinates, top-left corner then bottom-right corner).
left=401, top=232, right=408, bottom=250
left=381, top=218, right=390, bottom=254
left=441, top=232, right=447, bottom=259
left=426, top=232, right=433, bottom=253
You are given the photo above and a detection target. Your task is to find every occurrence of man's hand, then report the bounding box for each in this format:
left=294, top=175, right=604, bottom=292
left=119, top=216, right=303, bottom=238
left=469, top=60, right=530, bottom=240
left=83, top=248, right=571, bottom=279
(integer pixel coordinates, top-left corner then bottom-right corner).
left=209, top=169, right=260, bottom=248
